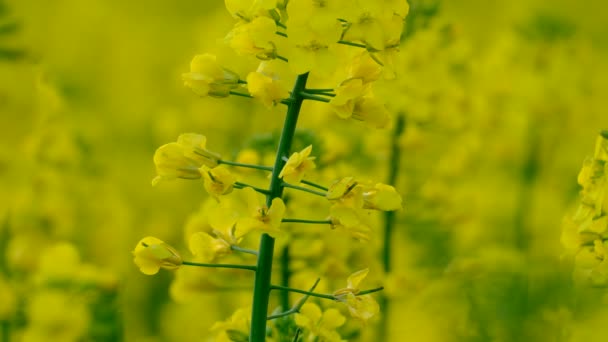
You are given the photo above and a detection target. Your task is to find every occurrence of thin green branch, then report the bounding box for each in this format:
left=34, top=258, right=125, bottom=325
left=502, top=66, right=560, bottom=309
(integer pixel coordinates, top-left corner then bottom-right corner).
left=276, top=31, right=288, bottom=37
left=301, top=179, right=329, bottom=191
left=234, top=182, right=271, bottom=195
left=299, top=92, right=331, bottom=103
left=270, top=284, right=384, bottom=300
left=231, top=245, right=259, bottom=256
left=276, top=21, right=287, bottom=29
left=267, top=278, right=321, bottom=320
left=270, top=284, right=335, bottom=300
left=282, top=218, right=332, bottom=225
left=229, top=91, right=254, bottom=98
left=282, top=182, right=327, bottom=197
left=276, top=55, right=289, bottom=62
left=218, top=160, right=273, bottom=171
left=358, top=286, right=384, bottom=295
left=182, top=260, right=257, bottom=271
left=337, top=40, right=368, bottom=49
left=305, top=88, right=335, bottom=94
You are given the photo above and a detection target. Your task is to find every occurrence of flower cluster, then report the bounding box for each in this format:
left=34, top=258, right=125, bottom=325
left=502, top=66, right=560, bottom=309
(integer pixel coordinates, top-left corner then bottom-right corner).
left=562, top=131, right=608, bottom=286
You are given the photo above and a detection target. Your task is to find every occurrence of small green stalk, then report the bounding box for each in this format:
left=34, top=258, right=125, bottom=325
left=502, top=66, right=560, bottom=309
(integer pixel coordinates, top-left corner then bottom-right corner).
left=379, top=113, right=405, bottom=341
left=250, top=72, right=310, bottom=342
left=282, top=218, right=332, bottom=225
left=282, top=182, right=327, bottom=197
left=182, top=261, right=257, bottom=271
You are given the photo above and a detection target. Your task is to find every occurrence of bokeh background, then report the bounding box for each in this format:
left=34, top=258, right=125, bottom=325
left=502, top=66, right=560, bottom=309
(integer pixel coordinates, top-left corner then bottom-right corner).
left=2, top=0, right=608, bottom=341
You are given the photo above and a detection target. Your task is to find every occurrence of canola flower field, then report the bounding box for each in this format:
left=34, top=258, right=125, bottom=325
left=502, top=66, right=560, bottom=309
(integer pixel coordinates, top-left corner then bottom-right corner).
left=2, top=0, right=608, bottom=341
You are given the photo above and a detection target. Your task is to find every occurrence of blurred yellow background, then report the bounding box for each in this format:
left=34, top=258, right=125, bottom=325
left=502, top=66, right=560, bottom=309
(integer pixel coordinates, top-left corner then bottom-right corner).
left=2, top=0, right=608, bottom=341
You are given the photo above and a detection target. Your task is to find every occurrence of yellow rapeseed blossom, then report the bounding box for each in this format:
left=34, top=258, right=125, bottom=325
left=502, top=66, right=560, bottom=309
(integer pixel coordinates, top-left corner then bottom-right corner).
left=351, top=94, right=390, bottom=129
left=329, top=78, right=367, bottom=119
left=132, top=237, right=182, bottom=275
left=211, top=306, right=252, bottom=342
left=152, top=133, right=221, bottom=185
left=188, top=231, right=232, bottom=263
left=238, top=187, right=286, bottom=237
left=246, top=61, right=290, bottom=107
left=333, top=268, right=380, bottom=322
left=225, top=0, right=277, bottom=21
left=227, top=16, right=278, bottom=59
left=279, top=145, right=316, bottom=184
left=362, top=183, right=402, bottom=211
left=294, top=303, right=346, bottom=342
left=201, top=165, right=236, bottom=198
left=182, top=54, right=241, bottom=97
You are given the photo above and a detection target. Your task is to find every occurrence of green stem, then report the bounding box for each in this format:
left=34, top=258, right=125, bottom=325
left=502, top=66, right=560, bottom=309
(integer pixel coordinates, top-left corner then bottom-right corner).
left=276, top=31, right=288, bottom=37
left=276, top=21, right=287, bottom=29
left=230, top=245, right=259, bottom=256
left=282, top=182, right=327, bottom=197
left=301, top=179, right=328, bottom=191
left=270, top=284, right=335, bottom=300
left=270, top=284, right=384, bottom=300
left=267, top=278, right=320, bottom=320
left=234, top=182, right=271, bottom=195
left=299, top=92, right=331, bottom=103
left=379, top=113, right=405, bottom=342
left=182, top=260, right=257, bottom=271
left=282, top=218, right=332, bottom=225
left=277, top=55, right=289, bottom=62
left=337, top=40, right=368, bottom=49
left=250, top=73, right=310, bottom=342
left=218, top=160, right=273, bottom=171
left=305, top=88, right=335, bottom=94
left=229, top=91, right=254, bottom=99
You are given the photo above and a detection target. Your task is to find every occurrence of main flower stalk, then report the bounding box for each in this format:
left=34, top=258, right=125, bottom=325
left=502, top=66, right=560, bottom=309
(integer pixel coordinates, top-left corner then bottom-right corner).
left=250, top=72, right=310, bottom=342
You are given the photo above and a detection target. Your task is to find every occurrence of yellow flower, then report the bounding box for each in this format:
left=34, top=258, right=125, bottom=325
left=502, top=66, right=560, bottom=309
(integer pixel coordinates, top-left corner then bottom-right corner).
left=348, top=52, right=383, bottom=84
left=225, top=0, right=277, bottom=21
left=329, top=78, right=367, bottom=119
left=246, top=61, right=290, bottom=107
left=152, top=133, right=221, bottom=186
left=182, top=54, right=240, bottom=97
left=227, top=16, right=277, bottom=59
left=286, top=25, right=341, bottom=76
left=333, top=268, right=380, bottom=322
left=237, top=187, right=286, bottom=237
left=211, top=306, right=251, bottom=342
left=132, top=237, right=182, bottom=275
left=188, top=231, right=232, bottom=263
left=362, top=183, right=402, bottom=211
left=294, top=303, right=345, bottom=342
left=279, top=145, right=316, bottom=184
left=329, top=204, right=372, bottom=241
left=201, top=165, right=236, bottom=198
left=351, top=94, right=390, bottom=129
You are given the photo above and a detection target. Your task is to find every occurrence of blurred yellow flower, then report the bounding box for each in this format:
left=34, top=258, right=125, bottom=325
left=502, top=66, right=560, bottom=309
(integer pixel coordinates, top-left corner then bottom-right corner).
left=227, top=16, right=277, bottom=59
left=237, top=187, right=286, bottom=237
left=182, top=54, right=240, bottom=97
left=294, top=302, right=345, bottom=342
left=279, top=145, right=316, bottom=184
left=329, top=78, right=367, bottom=119
left=333, top=268, right=380, bottom=322
left=246, top=62, right=290, bottom=107
left=188, top=231, right=232, bottom=263
left=201, top=165, right=236, bottom=198
left=132, top=237, right=182, bottom=275
left=362, top=183, right=402, bottom=211
left=152, top=133, right=221, bottom=185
